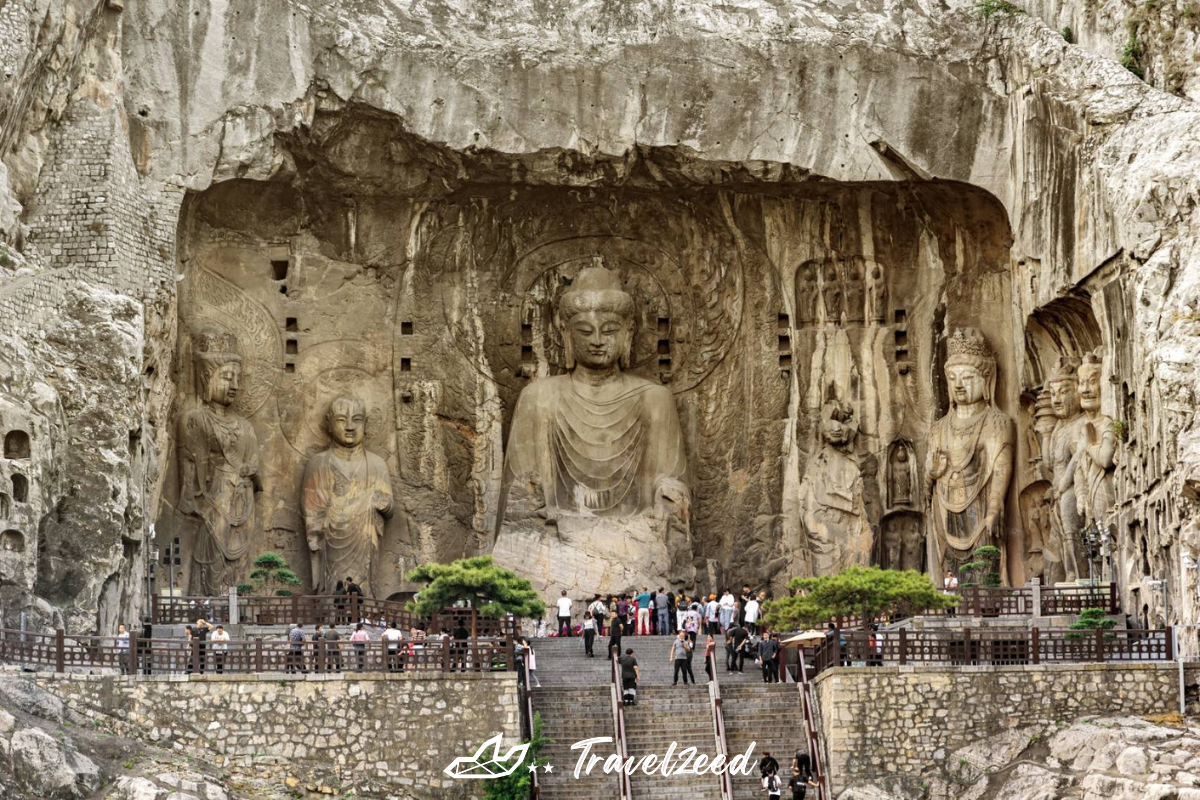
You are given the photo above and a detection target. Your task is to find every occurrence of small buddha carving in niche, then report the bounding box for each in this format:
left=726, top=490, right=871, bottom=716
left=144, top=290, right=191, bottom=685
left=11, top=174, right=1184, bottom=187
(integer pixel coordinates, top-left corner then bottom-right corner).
left=925, top=327, right=1015, bottom=581
left=178, top=328, right=260, bottom=595
left=821, top=261, right=842, bottom=325
left=303, top=395, right=394, bottom=596
left=796, top=261, right=819, bottom=324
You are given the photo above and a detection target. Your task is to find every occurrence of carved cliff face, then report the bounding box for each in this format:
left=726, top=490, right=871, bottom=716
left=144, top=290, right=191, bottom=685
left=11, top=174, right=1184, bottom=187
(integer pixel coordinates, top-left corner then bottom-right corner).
left=946, top=365, right=987, bottom=408
left=1049, top=379, right=1081, bottom=420
left=328, top=401, right=366, bottom=449
left=1078, top=365, right=1102, bottom=413
left=563, top=310, right=631, bottom=372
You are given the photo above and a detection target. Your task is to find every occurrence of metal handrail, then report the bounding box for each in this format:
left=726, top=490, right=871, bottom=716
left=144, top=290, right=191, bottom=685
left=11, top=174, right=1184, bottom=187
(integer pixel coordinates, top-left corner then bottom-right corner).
left=707, top=646, right=735, bottom=800
left=795, top=649, right=828, bottom=800
left=521, top=652, right=539, bottom=799
left=610, top=645, right=633, bottom=800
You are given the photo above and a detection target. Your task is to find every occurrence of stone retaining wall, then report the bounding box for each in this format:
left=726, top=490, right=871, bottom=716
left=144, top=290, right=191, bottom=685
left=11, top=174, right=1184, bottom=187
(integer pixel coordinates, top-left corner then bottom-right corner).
left=814, top=662, right=1187, bottom=793
left=11, top=671, right=521, bottom=798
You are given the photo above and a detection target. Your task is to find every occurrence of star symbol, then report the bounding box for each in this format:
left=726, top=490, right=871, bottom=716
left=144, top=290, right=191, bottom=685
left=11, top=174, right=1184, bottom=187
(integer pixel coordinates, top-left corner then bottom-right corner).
left=543, top=764, right=554, bottom=773
left=527, top=762, right=538, bottom=773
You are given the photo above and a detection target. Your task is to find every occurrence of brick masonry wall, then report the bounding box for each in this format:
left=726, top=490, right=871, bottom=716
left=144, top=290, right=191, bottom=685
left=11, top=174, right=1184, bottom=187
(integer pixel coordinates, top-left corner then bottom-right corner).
left=20, top=671, right=522, bottom=798
left=814, top=663, right=1182, bottom=792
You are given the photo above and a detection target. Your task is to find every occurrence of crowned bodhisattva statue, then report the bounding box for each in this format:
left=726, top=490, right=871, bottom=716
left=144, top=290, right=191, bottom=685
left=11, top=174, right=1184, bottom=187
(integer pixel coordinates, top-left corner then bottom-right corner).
left=925, top=328, right=1015, bottom=582
left=494, top=265, right=693, bottom=597
left=303, top=395, right=394, bottom=596
left=179, top=329, right=260, bottom=595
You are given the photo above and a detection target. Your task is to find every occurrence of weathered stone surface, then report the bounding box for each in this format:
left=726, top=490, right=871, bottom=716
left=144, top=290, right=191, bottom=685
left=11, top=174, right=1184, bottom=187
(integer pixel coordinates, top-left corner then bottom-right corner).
left=9, top=726, right=101, bottom=798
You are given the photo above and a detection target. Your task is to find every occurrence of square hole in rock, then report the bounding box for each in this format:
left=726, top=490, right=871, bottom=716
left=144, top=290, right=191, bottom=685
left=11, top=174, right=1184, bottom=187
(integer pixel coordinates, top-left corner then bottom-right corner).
left=271, top=260, right=289, bottom=281
left=285, top=340, right=298, bottom=355
left=286, top=318, right=298, bottom=332
left=401, top=321, right=413, bottom=335
left=400, top=358, right=412, bottom=372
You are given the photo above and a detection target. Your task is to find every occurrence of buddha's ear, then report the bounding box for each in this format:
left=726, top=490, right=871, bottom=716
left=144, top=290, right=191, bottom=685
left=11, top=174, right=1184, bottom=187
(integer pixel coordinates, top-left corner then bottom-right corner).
left=555, top=312, right=576, bottom=370
left=618, top=319, right=634, bottom=370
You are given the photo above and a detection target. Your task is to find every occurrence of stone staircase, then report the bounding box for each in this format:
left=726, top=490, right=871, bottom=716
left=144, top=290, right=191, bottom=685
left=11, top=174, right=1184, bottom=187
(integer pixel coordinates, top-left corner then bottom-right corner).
left=625, top=683, right=723, bottom=800
left=528, top=632, right=813, bottom=800
left=529, top=633, right=766, bottom=687
left=532, top=685, right=620, bottom=800
left=721, top=683, right=807, bottom=799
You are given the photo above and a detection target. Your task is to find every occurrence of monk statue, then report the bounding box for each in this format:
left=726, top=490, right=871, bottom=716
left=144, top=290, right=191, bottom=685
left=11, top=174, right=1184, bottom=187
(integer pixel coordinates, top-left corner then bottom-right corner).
left=925, top=328, right=1014, bottom=582
left=798, top=399, right=873, bottom=575
left=1074, top=351, right=1118, bottom=531
left=303, top=395, right=394, bottom=596
left=179, top=328, right=260, bottom=595
left=1040, top=356, right=1086, bottom=582
left=494, top=265, right=692, bottom=598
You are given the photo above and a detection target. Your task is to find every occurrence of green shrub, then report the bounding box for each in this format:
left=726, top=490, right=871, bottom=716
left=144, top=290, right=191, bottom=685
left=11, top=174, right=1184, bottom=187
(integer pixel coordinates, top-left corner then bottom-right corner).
left=976, top=0, right=1025, bottom=17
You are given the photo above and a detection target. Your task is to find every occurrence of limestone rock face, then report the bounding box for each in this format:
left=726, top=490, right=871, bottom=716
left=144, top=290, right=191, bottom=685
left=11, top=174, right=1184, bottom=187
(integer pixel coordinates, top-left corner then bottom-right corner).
left=8, top=727, right=101, bottom=799
left=0, top=0, right=1198, bottom=628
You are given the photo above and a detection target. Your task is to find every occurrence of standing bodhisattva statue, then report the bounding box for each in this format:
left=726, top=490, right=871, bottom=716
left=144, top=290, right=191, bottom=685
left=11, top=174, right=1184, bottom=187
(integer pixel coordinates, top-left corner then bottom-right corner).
left=1074, top=351, right=1117, bottom=531
left=925, top=327, right=1015, bottom=582
left=303, top=395, right=394, bottom=596
left=179, top=328, right=260, bottom=595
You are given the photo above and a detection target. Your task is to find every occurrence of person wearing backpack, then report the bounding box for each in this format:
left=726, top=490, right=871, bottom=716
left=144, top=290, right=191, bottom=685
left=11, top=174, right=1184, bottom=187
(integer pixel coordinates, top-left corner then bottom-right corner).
left=588, top=595, right=608, bottom=636
left=763, top=770, right=783, bottom=799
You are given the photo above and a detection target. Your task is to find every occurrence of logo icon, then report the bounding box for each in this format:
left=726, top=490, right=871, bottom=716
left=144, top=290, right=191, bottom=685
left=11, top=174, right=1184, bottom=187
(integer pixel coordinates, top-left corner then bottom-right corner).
left=444, top=734, right=530, bottom=780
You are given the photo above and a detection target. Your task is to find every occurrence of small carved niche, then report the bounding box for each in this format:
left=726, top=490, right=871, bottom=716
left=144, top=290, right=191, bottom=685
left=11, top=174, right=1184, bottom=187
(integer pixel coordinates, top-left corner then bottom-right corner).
left=657, top=317, right=670, bottom=335
left=3, top=430, right=30, bottom=459
left=400, top=358, right=412, bottom=372
left=401, top=321, right=414, bottom=336
left=778, top=310, right=792, bottom=375
left=0, top=492, right=8, bottom=518
left=893, top=309, right=909, bottom=374
left=286, top=317, right=299, bottom=332
left=0, top=529, right=23, bottom=553
left=269, top=243, right=290, bottom=281
left=11, top=474, right=27, bottom=503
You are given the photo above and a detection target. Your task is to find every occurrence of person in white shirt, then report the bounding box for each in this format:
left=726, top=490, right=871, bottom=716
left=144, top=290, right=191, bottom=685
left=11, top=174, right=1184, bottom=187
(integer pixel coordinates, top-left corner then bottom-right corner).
left=555, top=590, right=573, bottom=637
left=588, top=595, right=608, bottom=636
left=744, top=597, right=761, bottom=635
left=382, top=621, right=405, bottom=672
left=705, top=595, right=720, bottom=636
left=210, top=624, right=231, bottom=673
left=116, top=624, right=130, bottom=675
left=719, top=590, right=736, bottom=632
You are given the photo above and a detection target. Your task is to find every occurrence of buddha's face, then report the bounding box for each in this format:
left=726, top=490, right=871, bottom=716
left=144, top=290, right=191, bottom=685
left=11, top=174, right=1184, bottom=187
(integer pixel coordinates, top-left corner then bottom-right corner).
left=207, top=363, right=241, bottom=407
left=1078, top=365, right=1102, bottom=412
left=946, top=364, right=987, bottom=407
left=821, top=407, right=857, bottom=447
left=1048, top=378, right=1081, bottom=419
left=328, top=400, right=366, bottom=448
left=566, top=310, right=629, bottom=370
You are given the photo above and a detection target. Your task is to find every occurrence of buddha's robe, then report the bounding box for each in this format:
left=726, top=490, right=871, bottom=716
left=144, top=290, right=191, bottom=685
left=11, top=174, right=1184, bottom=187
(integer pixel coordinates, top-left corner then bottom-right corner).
left=178, top=405, right=259, bottom=595
left=302, top=448, right=393, bottom=595
left=926, top=406, right=1014, bottom=578
left=500, top=373, right=688, bottom=519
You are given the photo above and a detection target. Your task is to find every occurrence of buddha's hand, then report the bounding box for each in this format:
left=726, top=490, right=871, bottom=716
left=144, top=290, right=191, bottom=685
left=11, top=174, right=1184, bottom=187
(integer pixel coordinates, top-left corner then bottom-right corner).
left=306, top=532, right=321, bottom=552
left=654, top=477, right=690, bottom=516
left=982, top=512, right=999, bottom=533
left=929, top=450, right=949, bottom=479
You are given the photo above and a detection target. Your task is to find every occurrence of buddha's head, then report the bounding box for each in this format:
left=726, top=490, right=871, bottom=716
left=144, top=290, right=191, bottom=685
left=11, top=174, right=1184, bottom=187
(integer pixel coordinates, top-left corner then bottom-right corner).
left=1047, top=356, right=1082, bottom=419
left=820, top=399, right=858, bottom=449
left=1077, top=351, right=1103, bottom=412
left=556, top=265, right=635, bottom=371
left=193, top=328, right=243, bottom=408
left=944, top=327, right=997, bottom=408
left=326, top=394, right=367, bottom=449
